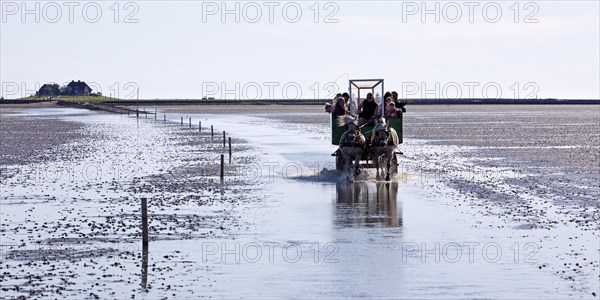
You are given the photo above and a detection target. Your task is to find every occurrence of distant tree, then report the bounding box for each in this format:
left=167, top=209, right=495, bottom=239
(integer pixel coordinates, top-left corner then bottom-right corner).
left=59, top=85, right=68, bottom=95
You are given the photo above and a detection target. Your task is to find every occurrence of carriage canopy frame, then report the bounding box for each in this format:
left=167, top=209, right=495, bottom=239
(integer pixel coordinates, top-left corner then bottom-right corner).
left=348, top=79, right=385, bottom=117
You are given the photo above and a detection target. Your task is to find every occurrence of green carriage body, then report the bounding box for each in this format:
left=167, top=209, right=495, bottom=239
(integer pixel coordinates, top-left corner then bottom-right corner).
left=331, top=78, right=403, bottom=146
left=331, top=114, right=403, bottom=146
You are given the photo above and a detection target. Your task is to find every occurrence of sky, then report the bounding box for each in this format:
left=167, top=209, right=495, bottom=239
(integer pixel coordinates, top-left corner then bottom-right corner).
left=1, top=0, right=599, bottom=100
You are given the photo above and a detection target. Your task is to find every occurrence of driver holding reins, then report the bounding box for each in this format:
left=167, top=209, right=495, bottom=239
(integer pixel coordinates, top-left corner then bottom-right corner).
left=357, top=92, right=379, bottom=126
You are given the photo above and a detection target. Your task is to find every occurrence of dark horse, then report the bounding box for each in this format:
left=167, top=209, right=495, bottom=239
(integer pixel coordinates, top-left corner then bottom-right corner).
left=369, top=117, right=400, bottom=181
left=337, top=115, right=367, bottom=180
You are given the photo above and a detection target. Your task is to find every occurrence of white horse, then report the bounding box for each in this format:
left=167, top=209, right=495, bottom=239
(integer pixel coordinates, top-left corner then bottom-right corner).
left=337, top=115, right=367, bottom=179
left=369, top=117, right=400, bottom=181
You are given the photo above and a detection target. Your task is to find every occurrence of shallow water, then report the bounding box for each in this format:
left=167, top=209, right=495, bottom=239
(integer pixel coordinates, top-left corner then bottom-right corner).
left=1, top=107, right=598, bottom=299
left=168, top=112, right=597, bottom=298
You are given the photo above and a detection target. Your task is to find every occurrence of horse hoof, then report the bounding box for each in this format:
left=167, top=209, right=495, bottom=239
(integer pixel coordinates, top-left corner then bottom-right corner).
left=376, top=175, right=381, bottom=181
left=385, top=175, right=391, bottom=181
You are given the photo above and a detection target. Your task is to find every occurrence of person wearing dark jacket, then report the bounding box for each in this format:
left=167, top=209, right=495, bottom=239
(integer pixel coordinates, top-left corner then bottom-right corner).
left=358, top=93, right=379, bottom=126
left=392, top=91, right=407, bottom=113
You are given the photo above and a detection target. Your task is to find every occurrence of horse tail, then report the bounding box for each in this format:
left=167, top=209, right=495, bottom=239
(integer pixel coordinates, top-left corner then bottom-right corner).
left=336, top=114, right=347, bottom=127
left=389, top=128, right=400, bottom=147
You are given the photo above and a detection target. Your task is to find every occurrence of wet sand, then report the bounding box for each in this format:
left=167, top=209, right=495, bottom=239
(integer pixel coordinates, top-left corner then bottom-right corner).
left=157, top=104, right=600, bottom=298
left=0, top=108, right=263, bottom=298
left=1, top=105, right=599, bottom=298
left=0, top=116, right=88, bottom=167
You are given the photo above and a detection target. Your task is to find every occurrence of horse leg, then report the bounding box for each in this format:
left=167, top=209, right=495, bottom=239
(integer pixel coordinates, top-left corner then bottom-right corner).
left=339, top=149, right=352, bottom=181
left=354, top=154, right=361, bottom=177
left=346, top=158, right=354, bottom=181
left=375, top=154, right=382, bottom=181
left=385, top=153, right=391, bottom=181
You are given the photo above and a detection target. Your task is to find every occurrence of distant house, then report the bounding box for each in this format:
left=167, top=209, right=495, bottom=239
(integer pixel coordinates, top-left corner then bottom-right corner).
left=65, top=80, right=92, bottom=96
left=37, top=83, right=60, bottom=96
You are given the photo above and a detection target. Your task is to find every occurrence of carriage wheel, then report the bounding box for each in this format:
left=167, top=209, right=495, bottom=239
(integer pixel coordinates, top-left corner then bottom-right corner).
left=335, top=151, right=348, bottom=171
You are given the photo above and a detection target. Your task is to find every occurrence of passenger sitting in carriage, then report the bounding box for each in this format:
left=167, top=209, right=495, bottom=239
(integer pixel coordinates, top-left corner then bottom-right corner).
left=332, top=97, right=347, bottom=118
left=384, top=97, right=401, bottom=118
left=342, top=92, right=350, bottom=110
left=358, top=92, right=379, bottom=126
left=392, top=91, right=407, bottom=112
left=384, top=91, right=392, bottom=101
left=325, top=93, right=343, bottom=113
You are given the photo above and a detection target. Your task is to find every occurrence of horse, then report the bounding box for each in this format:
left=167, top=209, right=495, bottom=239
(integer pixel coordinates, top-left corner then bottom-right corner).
left=337, top=115, right=367, bottom=179
left=369, top=117, right=400, bottom=181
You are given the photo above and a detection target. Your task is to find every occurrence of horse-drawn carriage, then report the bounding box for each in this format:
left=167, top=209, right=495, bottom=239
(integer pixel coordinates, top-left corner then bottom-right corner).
left=331, top=79, right=403, bottom=181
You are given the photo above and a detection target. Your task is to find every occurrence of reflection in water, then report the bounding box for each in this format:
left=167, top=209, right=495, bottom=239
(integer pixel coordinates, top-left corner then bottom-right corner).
left=141, top=245, right=148, bottom=292
left=334, top=182, right=402, bottom=227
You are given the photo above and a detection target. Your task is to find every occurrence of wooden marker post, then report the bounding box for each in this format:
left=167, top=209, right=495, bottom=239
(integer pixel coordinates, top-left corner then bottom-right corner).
left=141, top=197, right=148, bottom=248
left=141, top=198, right=149, bottom=291
left=228, top=137, right=232, bottom=163
left=220, top=154, right=224, bottom=181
